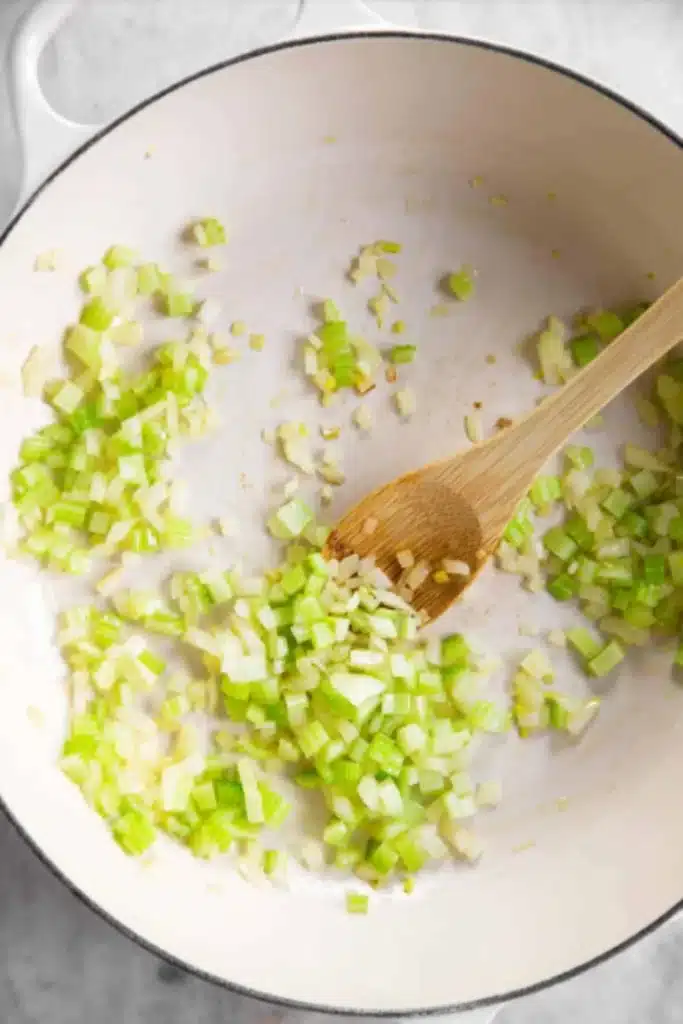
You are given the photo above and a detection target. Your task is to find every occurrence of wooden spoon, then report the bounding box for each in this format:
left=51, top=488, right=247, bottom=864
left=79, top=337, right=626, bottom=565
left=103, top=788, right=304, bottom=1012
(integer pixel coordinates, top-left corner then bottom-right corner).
left=325, top=279, right=683, bottom=621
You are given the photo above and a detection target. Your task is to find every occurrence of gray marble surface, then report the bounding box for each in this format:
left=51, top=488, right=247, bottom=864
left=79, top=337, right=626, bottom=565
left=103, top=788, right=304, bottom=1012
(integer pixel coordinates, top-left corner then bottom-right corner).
left=2, top=1, right=683, bottom=1021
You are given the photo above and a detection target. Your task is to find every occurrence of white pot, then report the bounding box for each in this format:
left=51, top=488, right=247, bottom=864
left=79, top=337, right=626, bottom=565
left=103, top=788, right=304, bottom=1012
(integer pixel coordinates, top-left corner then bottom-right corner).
left=2, top=2, right=683, bottom=1021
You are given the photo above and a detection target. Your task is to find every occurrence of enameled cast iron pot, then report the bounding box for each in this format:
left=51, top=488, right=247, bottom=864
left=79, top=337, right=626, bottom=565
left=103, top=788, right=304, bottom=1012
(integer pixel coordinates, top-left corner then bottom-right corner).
left=2, top=2, right=683, bottom=1020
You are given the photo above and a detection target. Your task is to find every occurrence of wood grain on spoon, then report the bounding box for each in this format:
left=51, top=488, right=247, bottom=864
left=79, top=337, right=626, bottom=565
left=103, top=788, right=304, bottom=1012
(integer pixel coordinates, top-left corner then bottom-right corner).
left=326, top=278, right=683, bottom=621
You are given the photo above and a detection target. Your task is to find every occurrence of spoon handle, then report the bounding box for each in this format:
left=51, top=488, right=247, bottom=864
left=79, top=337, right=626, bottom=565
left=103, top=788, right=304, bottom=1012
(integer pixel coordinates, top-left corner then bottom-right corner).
left=499, top=277, right=683, bottom=472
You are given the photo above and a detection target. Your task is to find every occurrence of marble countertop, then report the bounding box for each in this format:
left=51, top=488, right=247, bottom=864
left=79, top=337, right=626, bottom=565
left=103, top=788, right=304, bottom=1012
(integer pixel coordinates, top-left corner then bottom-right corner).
left=2, top=1, right=683, bottom=1022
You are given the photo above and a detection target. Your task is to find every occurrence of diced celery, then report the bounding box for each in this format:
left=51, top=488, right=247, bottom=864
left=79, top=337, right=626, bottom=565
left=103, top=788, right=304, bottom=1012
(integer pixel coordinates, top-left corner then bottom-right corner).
left=103, top=245, right=137, bottom=269
left=164, top=292, right=195, bottom=318
left=668, top=552, right=683, bottom=585
left=588, top=640, right=625, bottom=677
left=543, top=527, right=578, bottom=562
left=80, top=297, right=115, bottom=331
left=642, top=554, right=666, bottom=585
left=268, top=499, right=313, bottom=540
left=629, top=470, right=659, bottom=500
left=112, top=808, right=156, bottom=855
left=566, top=628, right=602, bottom=661
left=388, top=344, right=417, bottom=364
left=441, top=634, right=469, bottom=667
left=137, top=263, right=161, bottom=295
left=447, top=266, right=475, bottom=301
left=584, top=309, right=624, bottom=342
left=564, top=515, right=594, bottom=551
left=570, top=332, right=600, bottom=367
left=51, top=381, right=83, bottom=415
left=346, top=891, right=369, bottom=914
left=192, top=217, right=227, bottom=247
left=547, top=573, right=578, bottom=601
left=601, top=489, right=634, bottom=520
left=530, top=475, right=561, bottom=509
left=21, top=238, right=681, bottom=895
left=79, top=265, right=107, bottom=295
left=237, top=759, right=265, bottom=824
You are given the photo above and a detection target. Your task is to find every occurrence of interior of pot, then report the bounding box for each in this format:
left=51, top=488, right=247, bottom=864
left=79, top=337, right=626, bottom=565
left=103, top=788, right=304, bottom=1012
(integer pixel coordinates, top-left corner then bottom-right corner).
left=1, top=33, right=683, bottom=1014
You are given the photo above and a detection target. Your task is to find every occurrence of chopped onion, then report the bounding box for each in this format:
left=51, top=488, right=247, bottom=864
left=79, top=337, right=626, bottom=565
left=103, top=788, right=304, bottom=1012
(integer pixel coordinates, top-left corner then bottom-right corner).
left=394, top=388, right=416, bottom=419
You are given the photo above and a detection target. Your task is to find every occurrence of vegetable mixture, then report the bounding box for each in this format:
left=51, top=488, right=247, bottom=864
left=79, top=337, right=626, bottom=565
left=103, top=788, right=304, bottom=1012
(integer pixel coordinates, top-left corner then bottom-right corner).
left=9, top=221, right=679, bottom=909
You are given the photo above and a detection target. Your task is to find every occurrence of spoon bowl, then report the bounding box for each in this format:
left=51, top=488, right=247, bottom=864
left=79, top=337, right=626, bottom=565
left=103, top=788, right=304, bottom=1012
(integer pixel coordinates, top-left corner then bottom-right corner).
left=326, top=457, right=489, bottom=619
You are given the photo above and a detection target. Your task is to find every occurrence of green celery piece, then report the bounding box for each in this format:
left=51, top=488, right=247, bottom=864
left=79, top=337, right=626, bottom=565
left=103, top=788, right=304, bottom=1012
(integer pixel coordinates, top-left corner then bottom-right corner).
left=596, top=560, right=634, bottom=586
left=629, top=470, right=659, bottom=500
left=566, top=628, right=602, bottom=661
left=112, top=808, right=156, bottom=856
left=668, top=551, right=683, bottom=585
left=570, top=332, right=600, bottom=367
left=441, top=633, right=469, bottom=667
left=281, top=564, right=307, bottom=595
left=367, top=733, right=403, bottom=775
left=103, top=245, right=137, bottom=269
left=164, top=292, right=195, bottom=318
left=388, top=344, right=417, bottom=365
left=564, top=445, right=594, bottom=469
left=642, top=553, right=666, bottom=585
left=317, top=321, right=348, bottom=345
left=80, top=297, right=115, bottom=331
left=268, top=499, right=313, bottom=540
left=137, top=263, right=162, bottom=295
left=584, top=309, right=624, bottom=342
left=447, top=267, right=475, bottom=301
left=547, top=573, right=578, bottom=601
left=601, top=488, right=634, bottom=519
left=543, top=527, right=578, bottom=562
left=675, top=641, right=683, bottom=668
left=618, top=512, right=648, bottom=540
left=530, top=475, right=561, bottom=509
left=346, top=892, right=370, bottom=914
left=193, top=217, right=227, bottom=247
left=588, top=640, right=625, bottom=677
left=657, top=375, right=683, bottom=424
left=564, top=514, right=594, bottom=551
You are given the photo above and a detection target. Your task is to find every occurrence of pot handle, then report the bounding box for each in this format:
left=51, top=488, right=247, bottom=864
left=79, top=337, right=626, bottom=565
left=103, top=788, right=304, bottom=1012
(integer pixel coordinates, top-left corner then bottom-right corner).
left=8, top=0, right=105, bottom=217
left=8, top=0, right=418, bottom=219
left=291, top=0, right=420, bottom=38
